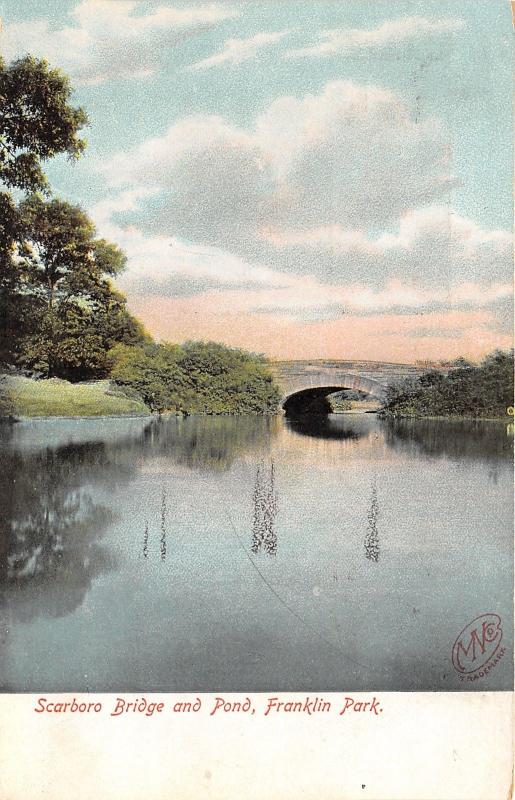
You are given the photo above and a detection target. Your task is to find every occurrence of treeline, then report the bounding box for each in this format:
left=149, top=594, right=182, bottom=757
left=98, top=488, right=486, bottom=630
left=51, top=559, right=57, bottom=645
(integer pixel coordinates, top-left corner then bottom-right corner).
left=381, top=350, right=514, bottom=419
left=0, top=55, right=279, bottom=415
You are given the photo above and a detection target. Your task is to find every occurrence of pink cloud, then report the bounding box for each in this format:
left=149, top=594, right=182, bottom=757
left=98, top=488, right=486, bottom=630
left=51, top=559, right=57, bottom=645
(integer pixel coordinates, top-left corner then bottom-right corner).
left=128, top=294, right=511, bottom=362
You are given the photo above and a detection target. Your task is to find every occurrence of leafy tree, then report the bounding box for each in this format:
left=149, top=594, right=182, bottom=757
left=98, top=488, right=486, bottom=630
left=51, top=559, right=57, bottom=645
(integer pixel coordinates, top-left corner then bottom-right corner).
left=175, top=341, right=281, bottom=414
left=6, top=196, right=145, bottom=379
left=109, top=343, right=185, bottom=413
left=18, top=195, right=125, bottom=306
left=418, top=369, right=445, bottom=387
left=0, top=375, right=15, bottom=420
left=0, top=56, right=87, bottom=194
left=0, top=55, right=88, bottom=364
left=451, top=356, right=474, bottom=370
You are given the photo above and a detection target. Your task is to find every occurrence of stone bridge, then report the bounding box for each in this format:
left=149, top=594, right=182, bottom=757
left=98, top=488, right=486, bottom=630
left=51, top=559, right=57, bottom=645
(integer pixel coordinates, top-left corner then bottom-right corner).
left=270, top=360, right=425, bottom=414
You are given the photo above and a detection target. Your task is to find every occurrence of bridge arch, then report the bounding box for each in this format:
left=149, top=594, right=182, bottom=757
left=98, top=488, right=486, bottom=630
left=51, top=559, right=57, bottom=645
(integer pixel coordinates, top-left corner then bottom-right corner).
left=281, top=373, right=388, bottom=416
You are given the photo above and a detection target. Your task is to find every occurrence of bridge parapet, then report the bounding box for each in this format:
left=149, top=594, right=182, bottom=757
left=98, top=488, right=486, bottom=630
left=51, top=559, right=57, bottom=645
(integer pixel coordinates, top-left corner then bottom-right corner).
left=270, top=360, right=425, bottom=404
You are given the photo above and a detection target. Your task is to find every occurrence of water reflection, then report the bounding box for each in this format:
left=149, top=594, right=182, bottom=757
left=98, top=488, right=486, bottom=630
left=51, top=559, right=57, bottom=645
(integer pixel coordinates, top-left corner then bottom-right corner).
left=1, top=414, right=510, bottom=623
left=0, top=440, right=130, bottom=621
left=160, top=487, right=167, bottom=561
left=364, top=478, right=380, bottom=562
left=285, top=414, right=365, bottom=440
left=142, top=522, right=149, bottom=559
left=251, top=460, right=278, bottom=555
left=0, top=416, right=274, bottom=623
left=381, top=417, right=512, bottom=462
left=0, top=413, right=512, bottom=692
left=149, top=415, right=274, bottom=471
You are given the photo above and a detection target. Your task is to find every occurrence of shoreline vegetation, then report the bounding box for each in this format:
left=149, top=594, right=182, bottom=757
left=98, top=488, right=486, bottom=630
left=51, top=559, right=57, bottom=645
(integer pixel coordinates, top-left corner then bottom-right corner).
left=378, top=350, right=513, bottom=421
left=0, top=56, right=512, bottom=424
left=0, top=338, right=281, bottom=420
left=1, top=347, right=513, bottom=422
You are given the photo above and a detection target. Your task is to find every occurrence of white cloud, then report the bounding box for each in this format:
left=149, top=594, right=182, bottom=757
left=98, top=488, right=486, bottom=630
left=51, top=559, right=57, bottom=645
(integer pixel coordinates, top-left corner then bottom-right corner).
left=105, top=80, right=453, bottom=243
left=90, top=190, right=290, bottom=296
left=105, top=113, right=268, bottom=246
left=261, top=207, right=512, bottom=286
left=248, top=280, right=512, bottom=323
left=100, top=79, right=510, bottom=303
left=91, top=191, right=512, bottom=325
left=187, top=30, right=289, bottom=71
left=285, top=16, right=465, bottom=59
left=256, top=81, right=452, bottom=230
left=1, top=0, right=238, bottom=84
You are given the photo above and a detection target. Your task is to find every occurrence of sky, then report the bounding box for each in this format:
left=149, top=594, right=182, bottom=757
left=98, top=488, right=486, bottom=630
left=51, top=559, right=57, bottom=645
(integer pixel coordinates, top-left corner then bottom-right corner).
left=0, top=0, right=512, bottom=362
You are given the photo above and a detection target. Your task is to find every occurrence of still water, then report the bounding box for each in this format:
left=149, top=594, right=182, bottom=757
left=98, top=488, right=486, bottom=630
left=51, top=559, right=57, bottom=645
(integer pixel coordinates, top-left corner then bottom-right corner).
left=0, top=414, right=512, bottom=692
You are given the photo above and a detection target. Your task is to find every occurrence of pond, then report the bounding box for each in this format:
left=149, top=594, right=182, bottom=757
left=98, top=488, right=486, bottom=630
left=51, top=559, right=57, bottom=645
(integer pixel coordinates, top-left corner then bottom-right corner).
left=0, top=414, right=512, bottom=691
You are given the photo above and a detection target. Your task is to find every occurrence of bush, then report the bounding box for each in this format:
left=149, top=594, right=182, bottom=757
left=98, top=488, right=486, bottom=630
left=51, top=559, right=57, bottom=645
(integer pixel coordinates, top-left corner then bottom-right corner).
left=381, top=349, right=514, bottom=419
left=109, top=340, right=281, bottom=415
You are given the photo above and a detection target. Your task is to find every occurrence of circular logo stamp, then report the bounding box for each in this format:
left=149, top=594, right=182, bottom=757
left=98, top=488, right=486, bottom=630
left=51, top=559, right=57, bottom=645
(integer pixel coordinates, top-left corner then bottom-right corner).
left=452, top=613, right=503, bottom=677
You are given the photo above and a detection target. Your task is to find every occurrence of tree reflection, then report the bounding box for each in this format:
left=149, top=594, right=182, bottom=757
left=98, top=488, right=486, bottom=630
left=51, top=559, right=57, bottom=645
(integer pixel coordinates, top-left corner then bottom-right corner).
left=0, top=434, right=142, bottom=621
left=364, top=479, right=380, bottom=562
left=146, top=415, right=275, bottom=471
left=381, top=418, right=511, bottom=463
left=0, top=415, right=277, bottom=623
left=251, top=460, right=278, bottom=555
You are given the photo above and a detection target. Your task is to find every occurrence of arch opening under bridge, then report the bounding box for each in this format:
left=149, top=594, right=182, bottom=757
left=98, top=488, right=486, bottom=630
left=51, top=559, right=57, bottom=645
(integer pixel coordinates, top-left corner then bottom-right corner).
left=281, top=374, right=388, bottom=416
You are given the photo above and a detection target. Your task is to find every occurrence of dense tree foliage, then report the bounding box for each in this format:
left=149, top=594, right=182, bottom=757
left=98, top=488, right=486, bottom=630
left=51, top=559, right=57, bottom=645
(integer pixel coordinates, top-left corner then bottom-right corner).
left=381, top=350, right=514, bottom=418
left=0, top=56, right=87, bottom=194
left=2, top=196, right=146, bottom=378
left=0, top=55, right=110, bottom=377
left=0, top=55, right=87, bottom=269
left=110, top=341, right=281, bottom=414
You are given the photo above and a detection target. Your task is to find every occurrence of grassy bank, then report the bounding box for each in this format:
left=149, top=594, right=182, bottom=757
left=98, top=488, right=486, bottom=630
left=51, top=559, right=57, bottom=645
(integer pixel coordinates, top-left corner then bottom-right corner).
left=0, top=375, right=150, bottom=418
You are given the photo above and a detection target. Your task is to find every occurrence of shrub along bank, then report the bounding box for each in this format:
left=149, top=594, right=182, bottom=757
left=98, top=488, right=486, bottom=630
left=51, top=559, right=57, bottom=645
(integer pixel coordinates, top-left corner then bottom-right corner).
left=109, top=340, right=281, bottom=415
left=380, top=350, right=514, bottom=419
